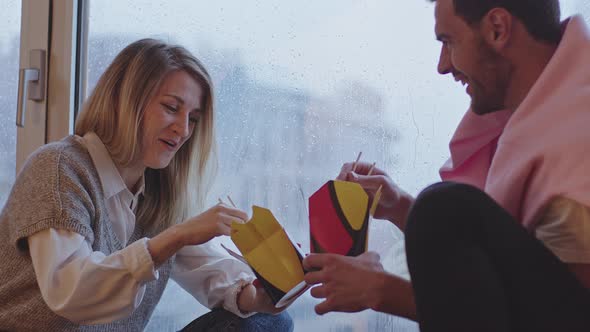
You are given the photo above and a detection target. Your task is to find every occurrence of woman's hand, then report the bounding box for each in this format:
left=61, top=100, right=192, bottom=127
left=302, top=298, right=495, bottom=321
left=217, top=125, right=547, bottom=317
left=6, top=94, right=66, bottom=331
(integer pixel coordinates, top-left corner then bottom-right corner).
left=177, top=204, right=249, bottom=246
left=237, top=283, right=285, bottom=315
left=148, top=204, right=248, bottom=267
left=337, top=162, right=414, bottom=231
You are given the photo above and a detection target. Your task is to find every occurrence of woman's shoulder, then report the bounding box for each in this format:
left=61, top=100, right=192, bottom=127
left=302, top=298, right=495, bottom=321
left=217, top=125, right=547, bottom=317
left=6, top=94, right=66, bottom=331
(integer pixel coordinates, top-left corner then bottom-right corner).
left=24, top=135, right=92, bottom=171
left=11, top=135, right=102, bottom=211
left=17, top=135, right=100, bottom=193
left=31, top=135, right=88, bottom=158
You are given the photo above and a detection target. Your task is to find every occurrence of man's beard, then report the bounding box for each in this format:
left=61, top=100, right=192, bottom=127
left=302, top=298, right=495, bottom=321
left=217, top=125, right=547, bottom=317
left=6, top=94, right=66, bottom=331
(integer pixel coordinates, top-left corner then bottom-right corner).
left=470, top=39, right=512, bottom=115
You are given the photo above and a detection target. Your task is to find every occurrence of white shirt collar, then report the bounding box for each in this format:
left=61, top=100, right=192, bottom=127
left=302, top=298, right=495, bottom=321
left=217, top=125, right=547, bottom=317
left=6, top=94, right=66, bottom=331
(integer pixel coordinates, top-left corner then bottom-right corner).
left=82, top=132, right=145, bottom=200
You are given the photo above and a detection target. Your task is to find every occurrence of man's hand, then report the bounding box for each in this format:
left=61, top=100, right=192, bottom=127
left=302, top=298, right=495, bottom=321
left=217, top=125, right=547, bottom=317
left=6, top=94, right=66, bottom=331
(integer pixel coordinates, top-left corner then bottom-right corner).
left=302, top=252, right=386, bottom=315
left=337, top=162, right=414, bottom=231
left=237, top=283, right=285, bottom=315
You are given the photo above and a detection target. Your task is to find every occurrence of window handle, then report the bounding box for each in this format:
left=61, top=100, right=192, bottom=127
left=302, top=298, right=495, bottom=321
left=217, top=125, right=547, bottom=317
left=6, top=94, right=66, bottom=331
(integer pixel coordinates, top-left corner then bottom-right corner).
left=16, top=49, right=46, bottom=128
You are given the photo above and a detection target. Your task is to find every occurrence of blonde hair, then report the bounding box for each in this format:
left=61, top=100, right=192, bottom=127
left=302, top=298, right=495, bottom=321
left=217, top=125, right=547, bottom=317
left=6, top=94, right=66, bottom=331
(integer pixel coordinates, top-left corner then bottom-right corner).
left=76, top=38, right=217, bottom=230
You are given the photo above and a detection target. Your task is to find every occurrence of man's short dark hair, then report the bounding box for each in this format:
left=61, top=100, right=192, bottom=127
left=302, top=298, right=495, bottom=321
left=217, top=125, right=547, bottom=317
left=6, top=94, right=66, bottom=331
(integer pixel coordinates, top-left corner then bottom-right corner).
left=430, top=0, right=562, bottom=44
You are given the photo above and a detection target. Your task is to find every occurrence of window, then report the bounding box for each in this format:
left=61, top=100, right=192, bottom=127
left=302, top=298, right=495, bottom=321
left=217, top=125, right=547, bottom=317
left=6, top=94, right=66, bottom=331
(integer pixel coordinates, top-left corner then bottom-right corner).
left=0, top=0, right=20, bottom=207
left=1, top=0, right=51, bottom=206
left=83, top=1, right=590, bottom=331
left=88, top=2, right=455, bottom=330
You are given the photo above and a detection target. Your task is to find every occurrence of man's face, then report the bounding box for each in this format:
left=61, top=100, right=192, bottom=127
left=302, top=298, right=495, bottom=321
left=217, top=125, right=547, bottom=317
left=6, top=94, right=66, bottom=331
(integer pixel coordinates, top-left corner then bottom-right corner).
left=434, top=0, right=511, bottom=115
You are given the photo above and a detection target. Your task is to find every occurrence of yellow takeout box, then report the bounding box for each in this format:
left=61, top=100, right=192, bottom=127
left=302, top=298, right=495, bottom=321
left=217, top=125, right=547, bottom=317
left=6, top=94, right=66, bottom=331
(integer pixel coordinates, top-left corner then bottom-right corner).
left=228, top=206, right=309, bottom=308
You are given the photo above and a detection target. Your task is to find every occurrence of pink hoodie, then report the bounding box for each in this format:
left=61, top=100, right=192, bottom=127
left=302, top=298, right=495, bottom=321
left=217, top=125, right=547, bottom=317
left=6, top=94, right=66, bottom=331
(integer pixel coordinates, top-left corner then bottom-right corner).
left=440, top=16, right=590, bottom=230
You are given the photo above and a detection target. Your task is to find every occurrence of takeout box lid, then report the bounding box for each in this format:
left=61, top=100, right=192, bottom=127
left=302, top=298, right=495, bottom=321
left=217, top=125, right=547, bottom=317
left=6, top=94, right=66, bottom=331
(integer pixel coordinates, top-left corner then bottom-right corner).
left=309, top=180, right=370, bottom=256
left=231, top=206, right=305, bottom=294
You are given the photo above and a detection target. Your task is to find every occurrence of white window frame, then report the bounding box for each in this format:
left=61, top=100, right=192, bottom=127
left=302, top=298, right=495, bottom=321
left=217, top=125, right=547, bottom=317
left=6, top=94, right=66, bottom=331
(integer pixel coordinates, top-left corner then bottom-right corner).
left=46, top=0, right=84, bottom=143
left=16, top=0, right=81, bottom=172
left=16, top=0, right=50, bottom=171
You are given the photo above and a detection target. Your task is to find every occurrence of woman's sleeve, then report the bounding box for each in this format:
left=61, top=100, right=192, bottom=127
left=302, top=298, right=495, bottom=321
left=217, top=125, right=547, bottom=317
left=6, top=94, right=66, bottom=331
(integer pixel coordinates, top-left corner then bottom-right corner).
left=28, top=228, right=158, bottom=324
left=171, top=241, right=256, bottom=318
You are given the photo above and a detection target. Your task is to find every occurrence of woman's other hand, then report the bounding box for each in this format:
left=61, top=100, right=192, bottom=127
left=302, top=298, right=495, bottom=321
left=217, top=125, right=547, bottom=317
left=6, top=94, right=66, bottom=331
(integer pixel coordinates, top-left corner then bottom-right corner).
left=237, top=283, right=285, bottom=315
left=178, top=204, right=249, bottom=246
left=148, top=204, right=248, bottom=267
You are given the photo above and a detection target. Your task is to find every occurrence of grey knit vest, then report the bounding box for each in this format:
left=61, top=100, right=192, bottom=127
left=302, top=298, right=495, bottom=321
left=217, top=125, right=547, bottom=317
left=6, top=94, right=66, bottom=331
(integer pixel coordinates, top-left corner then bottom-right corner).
left=0, top=136, right=172, bottom=331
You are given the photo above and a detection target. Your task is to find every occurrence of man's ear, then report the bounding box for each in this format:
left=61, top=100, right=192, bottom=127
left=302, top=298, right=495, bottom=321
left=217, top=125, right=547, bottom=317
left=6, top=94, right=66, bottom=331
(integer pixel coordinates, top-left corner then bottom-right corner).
left=481, top=8, right=512, bottom=52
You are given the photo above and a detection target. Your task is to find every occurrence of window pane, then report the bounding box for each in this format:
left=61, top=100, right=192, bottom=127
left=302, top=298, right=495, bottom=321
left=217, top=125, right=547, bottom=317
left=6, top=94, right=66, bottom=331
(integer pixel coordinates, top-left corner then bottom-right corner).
left=0, top=0, right=21, bottom=207
left=86, top=1, right=589, bottom=331
left=563, top=0, right=590, bottom=21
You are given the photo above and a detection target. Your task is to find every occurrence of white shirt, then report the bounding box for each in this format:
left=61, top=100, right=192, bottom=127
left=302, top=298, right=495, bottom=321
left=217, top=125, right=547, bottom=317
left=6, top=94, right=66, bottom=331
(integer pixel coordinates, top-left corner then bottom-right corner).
left=27, top=132, right=254, bottom=324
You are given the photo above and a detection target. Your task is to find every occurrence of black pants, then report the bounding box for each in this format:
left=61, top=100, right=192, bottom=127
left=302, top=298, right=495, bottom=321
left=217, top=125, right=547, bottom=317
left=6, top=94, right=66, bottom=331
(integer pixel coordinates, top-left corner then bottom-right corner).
left=405, top=182, right=590, bottom=332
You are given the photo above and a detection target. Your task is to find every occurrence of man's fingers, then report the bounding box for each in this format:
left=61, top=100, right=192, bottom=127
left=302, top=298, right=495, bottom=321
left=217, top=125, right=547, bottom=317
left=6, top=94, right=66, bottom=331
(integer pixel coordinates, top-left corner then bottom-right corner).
left=359, top=251, right=381, bottom=262
left=315, top=300, right=334, bottom=315
left=304, top=270, right=327, bottom=285
left=336, top=163, right=353, bottom=180
left=352, top=162, right=382, bottom=175
left=352, top=174, right=387, bottom=190
left=302, top=253, right=335, bottom=270
left=310, top=285, right=328, bottom=299
left=338, top=161, right=378, bottom=179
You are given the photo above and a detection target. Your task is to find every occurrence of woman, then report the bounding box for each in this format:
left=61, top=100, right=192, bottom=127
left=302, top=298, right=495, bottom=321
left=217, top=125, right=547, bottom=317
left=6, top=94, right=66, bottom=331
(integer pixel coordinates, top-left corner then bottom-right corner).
left=0, top=39, right=292, bottom=331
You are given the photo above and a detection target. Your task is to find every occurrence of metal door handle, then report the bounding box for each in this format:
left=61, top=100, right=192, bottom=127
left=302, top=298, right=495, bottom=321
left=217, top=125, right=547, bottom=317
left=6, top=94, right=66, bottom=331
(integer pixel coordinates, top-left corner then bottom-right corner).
left=16, top=49, right=46, bottom=128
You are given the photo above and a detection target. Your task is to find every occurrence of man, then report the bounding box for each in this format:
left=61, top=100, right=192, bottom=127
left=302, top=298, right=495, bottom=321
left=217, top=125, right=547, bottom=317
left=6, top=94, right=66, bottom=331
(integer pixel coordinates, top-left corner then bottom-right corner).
left=303, top=1, right=590, bottom=331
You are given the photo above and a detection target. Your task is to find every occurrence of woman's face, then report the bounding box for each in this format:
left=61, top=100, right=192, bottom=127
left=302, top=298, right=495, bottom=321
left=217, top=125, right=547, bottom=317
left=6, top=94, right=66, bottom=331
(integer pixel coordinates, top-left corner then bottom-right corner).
left=140, top=70, right=204, bottom=169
